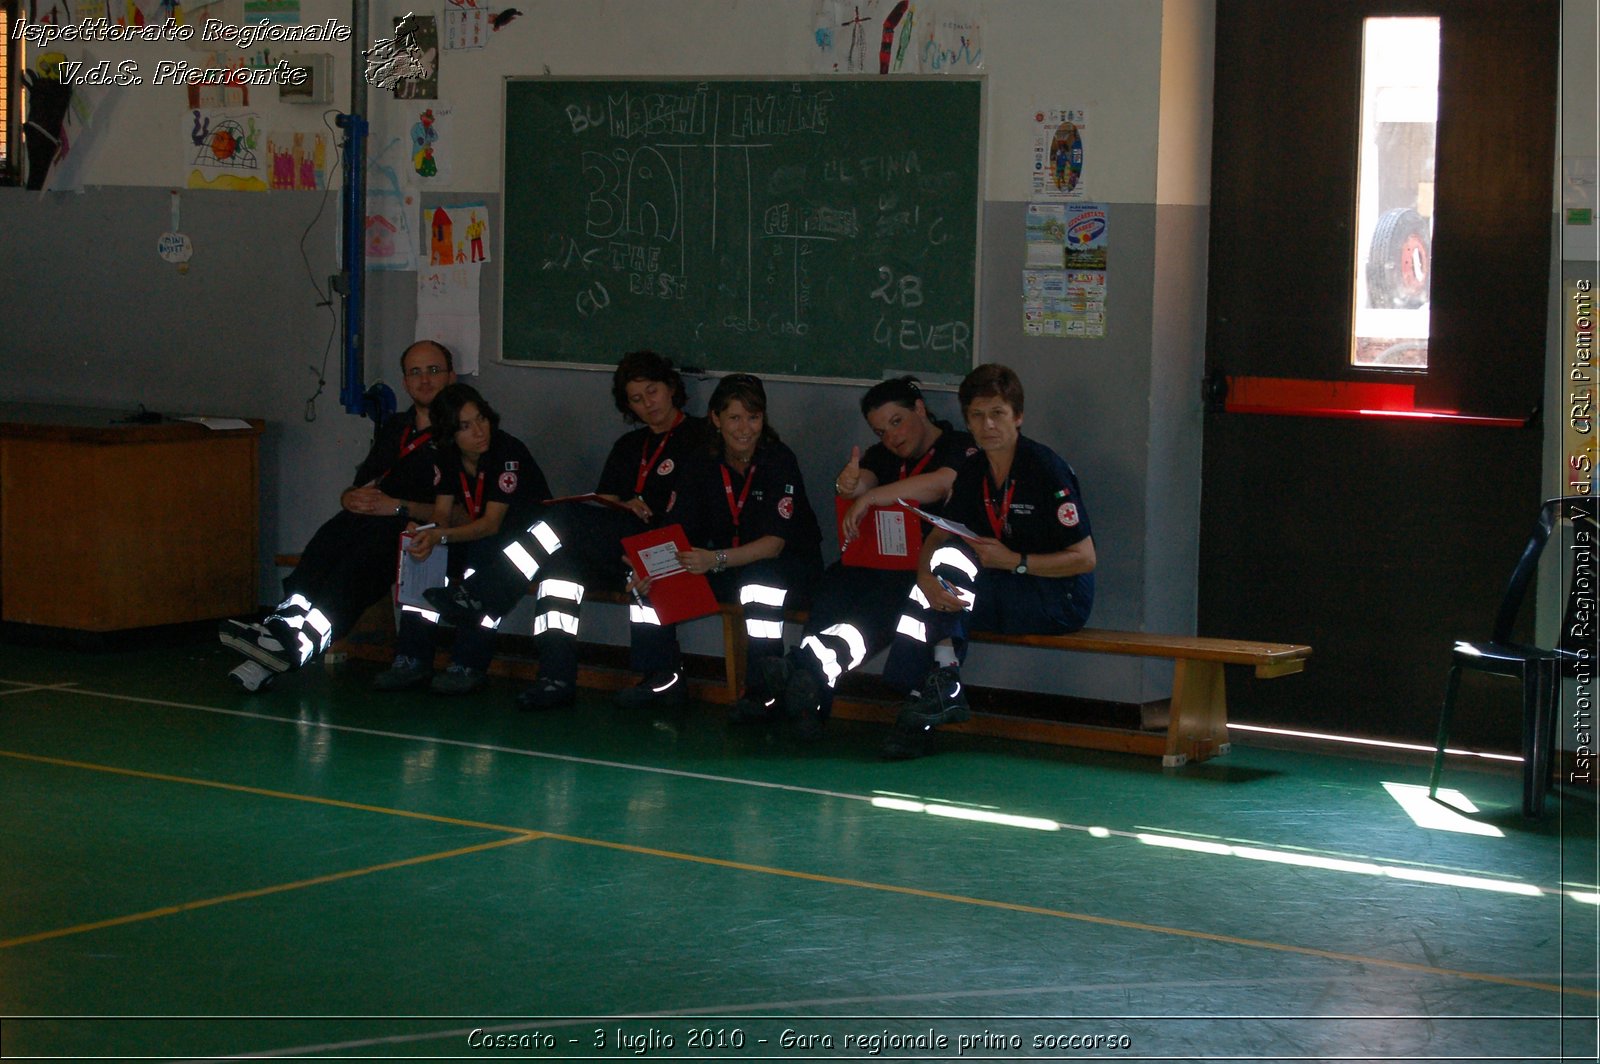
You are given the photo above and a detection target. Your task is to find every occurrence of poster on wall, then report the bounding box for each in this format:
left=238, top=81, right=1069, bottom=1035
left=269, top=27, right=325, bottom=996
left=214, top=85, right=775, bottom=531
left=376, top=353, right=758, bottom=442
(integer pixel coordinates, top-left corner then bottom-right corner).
left=1031, top=107, right=1089, bottom=199
left=398, top=101, right=454, bottom=185
left=811, top=0, right=917, bottom=75
left=393, top=13, right=438, bottom=99
left=919, top=7, right=983, bottom=73
left=184, top=109, right=269, bottom=191
left=265, top=128, right=330, bottom=190
left=1023, top=203, right=1105, bottom=338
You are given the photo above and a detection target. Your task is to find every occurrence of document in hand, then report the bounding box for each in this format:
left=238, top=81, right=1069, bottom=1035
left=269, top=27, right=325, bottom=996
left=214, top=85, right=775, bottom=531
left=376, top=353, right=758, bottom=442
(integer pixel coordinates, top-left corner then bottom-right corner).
left=837, top=496, right=922, bottom=570
left=619, top=523, right=719, bottom=625
left=896, top=500, right=983, bottom=543
left=396, top=529, right=449, bottom=609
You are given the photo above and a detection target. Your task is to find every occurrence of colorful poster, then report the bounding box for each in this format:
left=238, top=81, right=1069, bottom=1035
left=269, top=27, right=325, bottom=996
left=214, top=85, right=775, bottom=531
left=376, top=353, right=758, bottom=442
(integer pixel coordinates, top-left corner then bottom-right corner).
left=265, top=128, right=330, bottom=190
left=812, top=0, right=916, bottom=75
left=1025, top=202, right=1067, bottom=267
left=185, top=109, right=268, bottom=191
left=1063, top=203, right=1107, bottom=269
left=1031, top=107, right=1089, bottom=199
left=426, top=202, right=492, bottom=265
left=920, top=7, right=983, bottom=73
left=366, top=151, right=420, bottom=271
left=400, top=102, right=452, bottom=185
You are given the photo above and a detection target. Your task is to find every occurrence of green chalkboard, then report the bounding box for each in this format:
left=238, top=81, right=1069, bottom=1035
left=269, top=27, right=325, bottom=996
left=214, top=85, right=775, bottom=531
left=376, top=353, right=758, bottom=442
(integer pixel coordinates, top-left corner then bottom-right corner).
left=501, top=78, right=982, bottom=381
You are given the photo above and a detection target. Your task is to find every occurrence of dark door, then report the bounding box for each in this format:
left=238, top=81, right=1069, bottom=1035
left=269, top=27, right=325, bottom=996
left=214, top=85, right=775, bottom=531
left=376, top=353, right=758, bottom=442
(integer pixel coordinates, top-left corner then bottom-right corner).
left=1201, top=0, right=1558, bottom=747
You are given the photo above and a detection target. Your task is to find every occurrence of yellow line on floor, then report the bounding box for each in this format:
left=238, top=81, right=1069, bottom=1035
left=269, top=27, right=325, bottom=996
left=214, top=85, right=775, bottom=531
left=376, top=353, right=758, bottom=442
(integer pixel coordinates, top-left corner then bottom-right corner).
left=0, top=834, right=541, bottom=950
left=5, top=749, right=1590, bottom=999
left=538, top=833, right=1599, bottom=999
left=0, top=749, right=533, bottom=835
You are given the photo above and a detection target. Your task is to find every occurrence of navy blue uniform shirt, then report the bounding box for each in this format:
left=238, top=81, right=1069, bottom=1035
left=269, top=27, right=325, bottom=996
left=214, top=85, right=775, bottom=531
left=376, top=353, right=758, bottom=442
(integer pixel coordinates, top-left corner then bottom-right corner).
left=353, top=409, right=441, bottom=503
left=667, top=440, right=821, bottom=560
left=436, top=429, right=550, bottom=532
left=946, top=434, right=1092, bottom=555
left=594, top=414, right=712, bottom=520
left=860, top=420, right=977, bottom=520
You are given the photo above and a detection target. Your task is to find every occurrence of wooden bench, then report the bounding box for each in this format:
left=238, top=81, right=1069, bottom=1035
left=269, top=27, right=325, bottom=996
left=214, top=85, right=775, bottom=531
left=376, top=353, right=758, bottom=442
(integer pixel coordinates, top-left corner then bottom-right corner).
left=272, top=554, right=1309, bottom=766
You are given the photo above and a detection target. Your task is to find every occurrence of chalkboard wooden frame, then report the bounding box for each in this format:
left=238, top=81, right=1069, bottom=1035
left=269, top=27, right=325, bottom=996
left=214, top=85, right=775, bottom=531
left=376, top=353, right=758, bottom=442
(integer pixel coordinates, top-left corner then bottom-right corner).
left=499, top=76, right=984, bottom=385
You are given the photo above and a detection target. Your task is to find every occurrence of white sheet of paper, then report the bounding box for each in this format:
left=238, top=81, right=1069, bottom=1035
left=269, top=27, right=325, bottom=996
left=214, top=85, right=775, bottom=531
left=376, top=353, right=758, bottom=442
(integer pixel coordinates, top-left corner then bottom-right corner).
left=178, top=416, right=253, bottom=430
left=638, top=541, right=686, bottom=579
left=397, top=539, right=449, bottom=608
left=897, top=500, right=981, bottom=541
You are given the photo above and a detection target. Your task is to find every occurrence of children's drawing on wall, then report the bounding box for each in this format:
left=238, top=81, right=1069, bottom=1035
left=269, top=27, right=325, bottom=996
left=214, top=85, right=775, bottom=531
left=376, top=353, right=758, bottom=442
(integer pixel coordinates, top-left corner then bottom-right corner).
left=365, top=142, right=419, bottom=271
left=920, top=7, right=982, bottom=73
left=1031, top=107, right=1089, bottom=199
left=416, top=264, right=481, bottom=373
left=186, top=52, right=250, bottom=109
left=401, top=103, right=453, bottom=185
left=266, top=128, right=329, bottom=190
left=31, top=0, right=72, bottom=25
left=812, top=0, right=915, bottom=75
left=23, top=47, right=125, bottom=192
left=393, top=13, right=438, bottom=99
left=186, top=108, right=267, bottom=190
left=444, top=3, right=488, bottom=50
left=425, top=203, right=490, bottom=266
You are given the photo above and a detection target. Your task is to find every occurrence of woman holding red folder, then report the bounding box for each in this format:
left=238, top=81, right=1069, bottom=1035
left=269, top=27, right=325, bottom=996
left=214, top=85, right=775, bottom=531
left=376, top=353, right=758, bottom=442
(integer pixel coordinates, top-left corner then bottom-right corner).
left=618, top=373, right=821, bottom=715
left=764, top=376, right=975, bottom=738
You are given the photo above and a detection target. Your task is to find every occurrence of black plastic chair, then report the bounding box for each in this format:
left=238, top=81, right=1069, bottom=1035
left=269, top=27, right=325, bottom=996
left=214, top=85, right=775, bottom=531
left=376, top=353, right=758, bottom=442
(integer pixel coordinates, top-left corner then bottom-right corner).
left=1429, top=495, right=1595, bottom=818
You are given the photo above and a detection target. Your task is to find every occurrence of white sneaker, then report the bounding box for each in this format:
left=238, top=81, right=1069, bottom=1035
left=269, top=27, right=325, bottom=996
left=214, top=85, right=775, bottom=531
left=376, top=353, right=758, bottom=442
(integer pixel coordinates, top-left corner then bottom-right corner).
left=229, top=660, right=276, bottom=692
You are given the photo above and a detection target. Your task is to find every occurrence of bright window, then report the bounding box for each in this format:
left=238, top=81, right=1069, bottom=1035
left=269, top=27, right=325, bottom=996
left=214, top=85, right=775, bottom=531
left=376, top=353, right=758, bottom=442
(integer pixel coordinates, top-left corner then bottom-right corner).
left=1350, top=17, right=1440, bottom=369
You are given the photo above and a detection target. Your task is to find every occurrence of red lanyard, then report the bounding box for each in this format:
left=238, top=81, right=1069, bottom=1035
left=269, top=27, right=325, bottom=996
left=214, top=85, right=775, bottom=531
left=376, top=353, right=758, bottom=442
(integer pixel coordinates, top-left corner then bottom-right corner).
left=458, top=470, right=485, bottom=520
left=634, top=412, right=684, bottom=495
left=397, top=424, right=431, bottom=461
left=899, top=448, right=934, bottom=482
left=981, top=476, right=1015, bottom=539
left=720, top=463, right=757, bottom=546
left=379, top=423, right=431, bottom=482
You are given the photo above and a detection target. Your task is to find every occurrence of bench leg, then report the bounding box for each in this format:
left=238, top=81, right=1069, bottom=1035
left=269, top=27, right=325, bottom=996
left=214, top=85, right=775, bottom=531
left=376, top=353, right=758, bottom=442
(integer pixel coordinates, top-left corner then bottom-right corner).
left=722, top=610, right=745, bottom=699
left=1164, top=659, right=1231, bottom=767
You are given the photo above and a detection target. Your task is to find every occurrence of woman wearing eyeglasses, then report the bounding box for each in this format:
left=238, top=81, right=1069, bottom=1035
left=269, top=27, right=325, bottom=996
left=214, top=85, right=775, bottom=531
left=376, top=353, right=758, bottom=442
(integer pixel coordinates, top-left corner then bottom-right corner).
left=374, top=382, right=551, bottom=695
left=618, top=373, right=822, bottom=718
left=219, top=339, right=457, bottom=692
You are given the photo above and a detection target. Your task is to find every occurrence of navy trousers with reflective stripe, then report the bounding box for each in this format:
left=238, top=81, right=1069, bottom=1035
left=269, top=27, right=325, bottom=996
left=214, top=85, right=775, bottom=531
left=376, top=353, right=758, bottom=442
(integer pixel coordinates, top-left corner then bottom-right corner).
left=881, top=542, right=1091, bottom=693
left=395, top=537, right=503, bottom=671
left=628, top=555, right=818, bottom=682
left=274, top=510, right=409, bottom=668
left=794, top=563, right=916, bottom=711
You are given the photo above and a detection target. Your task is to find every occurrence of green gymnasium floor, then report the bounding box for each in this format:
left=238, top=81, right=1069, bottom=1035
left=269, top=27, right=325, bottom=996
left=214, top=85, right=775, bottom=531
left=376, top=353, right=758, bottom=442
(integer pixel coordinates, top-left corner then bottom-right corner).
left=0, top=636, right=1595, bottom=1061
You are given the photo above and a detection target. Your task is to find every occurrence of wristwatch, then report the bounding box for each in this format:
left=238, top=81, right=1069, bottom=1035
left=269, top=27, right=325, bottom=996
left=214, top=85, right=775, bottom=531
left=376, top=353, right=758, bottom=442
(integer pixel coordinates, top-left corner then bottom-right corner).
left=1013, top=553, right=1029, bottom=575
left=439, top=533, right=450, bottom=546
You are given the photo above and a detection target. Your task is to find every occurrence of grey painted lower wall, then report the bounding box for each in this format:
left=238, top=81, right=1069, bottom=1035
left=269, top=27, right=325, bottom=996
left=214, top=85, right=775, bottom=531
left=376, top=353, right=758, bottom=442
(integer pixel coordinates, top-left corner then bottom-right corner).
left=2, top=186, right=1196, bottom=705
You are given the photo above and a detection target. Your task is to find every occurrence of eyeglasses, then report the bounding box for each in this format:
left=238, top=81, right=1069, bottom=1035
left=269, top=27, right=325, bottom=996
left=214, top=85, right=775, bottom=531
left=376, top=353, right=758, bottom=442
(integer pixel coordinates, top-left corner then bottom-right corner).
left=404, top=365, right=449, bottom=378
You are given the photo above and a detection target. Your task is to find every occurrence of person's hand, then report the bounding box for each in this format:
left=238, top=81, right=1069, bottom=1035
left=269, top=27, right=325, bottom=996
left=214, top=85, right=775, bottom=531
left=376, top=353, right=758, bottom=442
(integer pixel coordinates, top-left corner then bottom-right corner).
left=342, top=486, right=389, bottom=515
left=835, top=447, right=863, bottom=496
left=842, top=492, right=875, bottom=541
left=406, top=526, right=441, bottom=560
left=677, top=547, right=717, bottom=575
left=626, top=570, right=654, bottom=597
left=917, top=567, right=966, bottom=613
left=623, top=497, right=653, bottom=523
left=969, top=536, right=1018, bottom=570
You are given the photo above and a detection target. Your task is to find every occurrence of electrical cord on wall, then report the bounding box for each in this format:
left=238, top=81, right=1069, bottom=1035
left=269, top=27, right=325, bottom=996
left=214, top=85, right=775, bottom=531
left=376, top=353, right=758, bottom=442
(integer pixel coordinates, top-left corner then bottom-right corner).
left=300, top=109, right=347, bottom=422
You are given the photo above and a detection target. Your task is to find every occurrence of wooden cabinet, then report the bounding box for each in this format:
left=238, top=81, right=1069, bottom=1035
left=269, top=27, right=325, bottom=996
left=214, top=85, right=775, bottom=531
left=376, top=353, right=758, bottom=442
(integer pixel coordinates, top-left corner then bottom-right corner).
left=0, top=406, right=263, bottom=631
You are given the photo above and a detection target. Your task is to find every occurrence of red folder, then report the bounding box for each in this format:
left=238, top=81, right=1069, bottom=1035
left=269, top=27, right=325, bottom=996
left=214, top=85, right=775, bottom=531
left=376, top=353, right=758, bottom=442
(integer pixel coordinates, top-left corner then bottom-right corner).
left=838, top=496, right=922, bottom=570
left=543, top=492, right=637, bottom=514
left=620, top=524, right=720, bottom=625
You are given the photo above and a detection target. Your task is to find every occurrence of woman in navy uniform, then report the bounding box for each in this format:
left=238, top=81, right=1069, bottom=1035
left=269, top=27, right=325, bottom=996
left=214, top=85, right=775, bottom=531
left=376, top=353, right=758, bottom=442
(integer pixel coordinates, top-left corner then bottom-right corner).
left=762, top=376, right=975, bottom=738
left=219, top=340, right=455, bottom=691
left=619, top=373, right=821, bottom=713
left=879, top=364, right=1096, bottom=759
left=425, top=351, right=708, bottom=709
left=374, top=382, right=551, bottom=695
